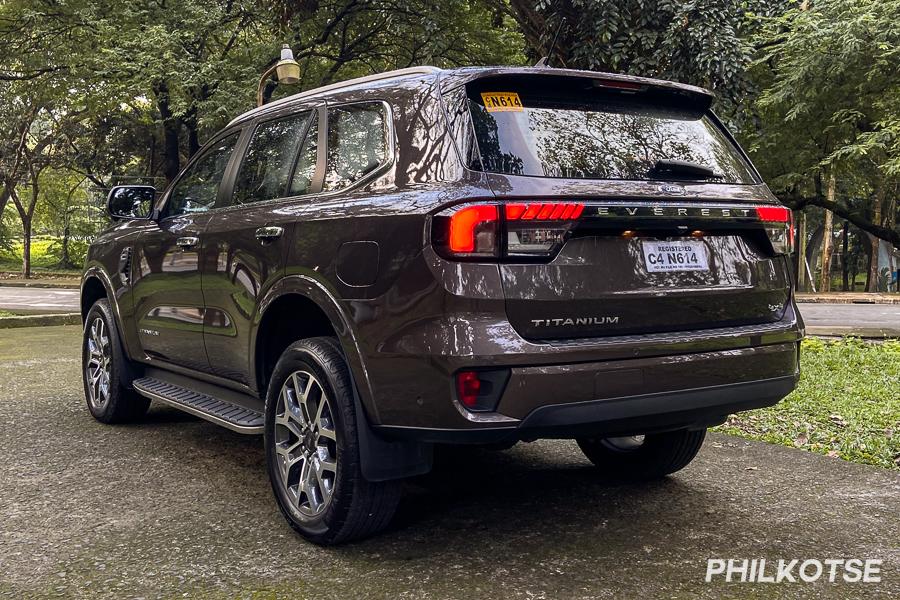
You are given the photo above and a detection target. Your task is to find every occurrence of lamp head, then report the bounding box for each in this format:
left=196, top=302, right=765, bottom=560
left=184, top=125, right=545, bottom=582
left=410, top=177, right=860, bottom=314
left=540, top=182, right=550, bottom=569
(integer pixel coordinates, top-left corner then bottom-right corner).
left=275, top=44, right=301, bottom=85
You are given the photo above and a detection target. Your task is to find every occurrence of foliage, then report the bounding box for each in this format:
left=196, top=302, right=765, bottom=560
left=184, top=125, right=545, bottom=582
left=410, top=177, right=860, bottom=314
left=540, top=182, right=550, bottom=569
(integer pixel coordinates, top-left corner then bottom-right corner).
left=498, top=0, right=789, bottom=121
left=743, top=0, right=900, bottom=247
left=716, top=337, right=900, bottom=469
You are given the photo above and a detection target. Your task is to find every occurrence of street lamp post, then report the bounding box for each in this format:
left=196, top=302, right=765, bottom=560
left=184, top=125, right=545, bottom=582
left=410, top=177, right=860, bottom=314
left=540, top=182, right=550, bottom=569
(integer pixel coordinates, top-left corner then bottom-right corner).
left=256, top=44, right=301, bottom=107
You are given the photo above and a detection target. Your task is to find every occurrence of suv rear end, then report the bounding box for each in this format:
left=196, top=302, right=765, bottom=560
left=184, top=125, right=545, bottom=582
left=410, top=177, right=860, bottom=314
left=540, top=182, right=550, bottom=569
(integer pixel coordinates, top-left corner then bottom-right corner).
left=369, top=69, right=802, bottom=446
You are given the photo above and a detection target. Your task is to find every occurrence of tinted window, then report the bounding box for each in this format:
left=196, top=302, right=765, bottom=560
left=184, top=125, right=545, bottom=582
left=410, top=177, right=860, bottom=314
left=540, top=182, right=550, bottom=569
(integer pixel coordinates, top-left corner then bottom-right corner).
left=288, top=113, right=319, bottom=196
left=232, top=111, right=313, bottom=205
left=323, top=103, right=387, bottom=192
left=466, top=85, right=756, bottom=184
left=168, top=133, right=238, bottom=216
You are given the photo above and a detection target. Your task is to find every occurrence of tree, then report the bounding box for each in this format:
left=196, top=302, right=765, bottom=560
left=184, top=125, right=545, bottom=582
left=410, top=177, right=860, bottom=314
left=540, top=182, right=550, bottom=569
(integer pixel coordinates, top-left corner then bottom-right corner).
left=493, top=0, right=777, bottom=120
left=745, top=0, right=900, bottom=250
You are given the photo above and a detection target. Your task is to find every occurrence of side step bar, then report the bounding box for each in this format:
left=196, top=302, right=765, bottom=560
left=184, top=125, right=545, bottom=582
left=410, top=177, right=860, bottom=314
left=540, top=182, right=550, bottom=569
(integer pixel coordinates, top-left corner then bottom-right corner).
left=132, top=376, right=264, bottom=434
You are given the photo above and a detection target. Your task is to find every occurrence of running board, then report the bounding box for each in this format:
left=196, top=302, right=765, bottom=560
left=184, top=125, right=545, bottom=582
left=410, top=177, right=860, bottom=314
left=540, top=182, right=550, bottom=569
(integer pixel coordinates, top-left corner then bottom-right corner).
left=132, top=376, right=264, bottom=434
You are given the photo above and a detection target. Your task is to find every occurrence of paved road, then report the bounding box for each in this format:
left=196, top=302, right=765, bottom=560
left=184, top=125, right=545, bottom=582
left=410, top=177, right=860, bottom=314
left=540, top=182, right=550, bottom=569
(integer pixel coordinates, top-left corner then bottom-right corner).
left=0, top=286, right=79, bottom=312
left=1, top=285, right=899, bottom=330
left=0, top=325, right=897, bottom=599
left=798, top=303, right=900, bottom=329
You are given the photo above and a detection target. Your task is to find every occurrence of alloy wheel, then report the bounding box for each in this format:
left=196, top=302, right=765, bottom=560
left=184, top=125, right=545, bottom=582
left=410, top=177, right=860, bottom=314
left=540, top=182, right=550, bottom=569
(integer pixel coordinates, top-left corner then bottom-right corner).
left=85, top=316, right=112, bottom=410
left=273, top=370, right=338, bottom=518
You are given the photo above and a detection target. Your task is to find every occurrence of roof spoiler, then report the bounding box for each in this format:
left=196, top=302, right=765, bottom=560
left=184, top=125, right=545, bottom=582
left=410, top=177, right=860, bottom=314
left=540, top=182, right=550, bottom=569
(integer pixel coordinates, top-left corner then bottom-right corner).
left=440, top=67, right=714, bottom=114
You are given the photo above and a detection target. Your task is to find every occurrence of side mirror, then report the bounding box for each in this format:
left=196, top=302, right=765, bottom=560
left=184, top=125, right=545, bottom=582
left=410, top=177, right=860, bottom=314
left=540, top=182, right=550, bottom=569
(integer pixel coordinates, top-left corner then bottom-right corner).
left=107, top=185, right=156, bottom=220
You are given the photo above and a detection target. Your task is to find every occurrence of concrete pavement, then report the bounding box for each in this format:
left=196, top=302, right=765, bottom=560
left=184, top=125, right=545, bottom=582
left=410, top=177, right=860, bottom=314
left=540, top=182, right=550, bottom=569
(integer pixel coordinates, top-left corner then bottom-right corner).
left=800, top=303, right=900, bottom=337
left=0, top=325, right=897, bottom=599
left=0, top=286, right=79, bottom=313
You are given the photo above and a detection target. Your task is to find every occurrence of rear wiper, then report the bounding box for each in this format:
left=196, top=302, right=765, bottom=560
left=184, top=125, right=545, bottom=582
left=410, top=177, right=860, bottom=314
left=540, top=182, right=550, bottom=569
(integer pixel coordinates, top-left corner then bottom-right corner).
left=649, top=159, right=723, bottom=180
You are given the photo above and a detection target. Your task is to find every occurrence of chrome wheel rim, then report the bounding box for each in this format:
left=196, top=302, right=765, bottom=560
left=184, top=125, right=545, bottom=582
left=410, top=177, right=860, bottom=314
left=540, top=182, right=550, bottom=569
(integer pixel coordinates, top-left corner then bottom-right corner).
left=85, top=316, right=112, bottom=410
left=273, top=370, right=338, bottom=518
left=601, top=435, right=646, bottom=452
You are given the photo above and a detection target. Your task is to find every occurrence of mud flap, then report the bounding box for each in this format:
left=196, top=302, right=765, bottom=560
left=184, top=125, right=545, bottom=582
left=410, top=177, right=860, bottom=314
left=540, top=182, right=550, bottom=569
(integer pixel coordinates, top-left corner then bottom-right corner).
left=350, top=379, right=433, bottom=482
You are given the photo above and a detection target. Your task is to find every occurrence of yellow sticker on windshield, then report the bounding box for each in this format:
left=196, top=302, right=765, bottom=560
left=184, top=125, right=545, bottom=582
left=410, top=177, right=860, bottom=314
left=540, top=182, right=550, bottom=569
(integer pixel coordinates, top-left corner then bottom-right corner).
left=481, top=92, right=523, bottom=112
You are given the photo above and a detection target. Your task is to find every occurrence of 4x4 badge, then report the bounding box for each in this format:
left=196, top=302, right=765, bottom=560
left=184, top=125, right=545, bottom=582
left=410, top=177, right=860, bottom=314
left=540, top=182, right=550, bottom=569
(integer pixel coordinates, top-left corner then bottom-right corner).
left=658, top=184, right=686, bottom=195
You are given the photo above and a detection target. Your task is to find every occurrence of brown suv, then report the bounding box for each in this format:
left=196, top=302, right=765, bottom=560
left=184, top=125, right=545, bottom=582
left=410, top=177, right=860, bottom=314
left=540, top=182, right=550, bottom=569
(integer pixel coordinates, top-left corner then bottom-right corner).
left=81, top=66, right=803, bottom=544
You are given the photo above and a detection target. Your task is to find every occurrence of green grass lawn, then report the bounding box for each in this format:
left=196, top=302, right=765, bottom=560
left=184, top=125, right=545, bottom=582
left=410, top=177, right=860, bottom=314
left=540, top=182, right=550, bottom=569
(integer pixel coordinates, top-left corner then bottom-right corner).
left=0, top=236, right=81, bottom=275
left=715, top=337, right=900, bottom=470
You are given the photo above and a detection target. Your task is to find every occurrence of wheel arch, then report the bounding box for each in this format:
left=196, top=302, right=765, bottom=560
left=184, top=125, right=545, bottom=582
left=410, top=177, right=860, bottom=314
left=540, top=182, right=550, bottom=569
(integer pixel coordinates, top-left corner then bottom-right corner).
left=252, top=275, right=380, bottom=424
left=80, top=270, right=110, bottom=323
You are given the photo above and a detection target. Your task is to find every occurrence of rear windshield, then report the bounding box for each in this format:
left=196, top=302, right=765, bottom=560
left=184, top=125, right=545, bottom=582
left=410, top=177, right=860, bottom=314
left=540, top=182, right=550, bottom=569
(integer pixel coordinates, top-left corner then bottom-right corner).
left=458, top=81, right=756, bottom=184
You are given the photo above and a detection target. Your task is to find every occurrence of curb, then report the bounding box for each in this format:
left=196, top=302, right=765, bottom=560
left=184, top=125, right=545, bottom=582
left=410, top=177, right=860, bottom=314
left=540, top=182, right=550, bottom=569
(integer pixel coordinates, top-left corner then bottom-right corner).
left=796, top=294, right=900, bottom=305
left=806, top=326, right=900, bottom=339
left=0, top=281, right=80, bottom=289
left=0, top=313, right=81, bottom=329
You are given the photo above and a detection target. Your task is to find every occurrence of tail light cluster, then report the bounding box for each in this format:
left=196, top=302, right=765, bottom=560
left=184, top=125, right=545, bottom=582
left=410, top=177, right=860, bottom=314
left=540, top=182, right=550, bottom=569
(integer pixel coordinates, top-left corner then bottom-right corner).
left=435, top=202, right=585, bottom=260
left=433, top=201, right=795, bottom=260
left=756, top=206, right=794, bottom=255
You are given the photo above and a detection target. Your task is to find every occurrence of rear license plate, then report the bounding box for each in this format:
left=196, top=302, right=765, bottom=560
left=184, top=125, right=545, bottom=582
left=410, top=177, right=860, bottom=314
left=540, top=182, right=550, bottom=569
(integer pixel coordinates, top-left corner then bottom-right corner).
left=642, top=240, right=709, bottom=272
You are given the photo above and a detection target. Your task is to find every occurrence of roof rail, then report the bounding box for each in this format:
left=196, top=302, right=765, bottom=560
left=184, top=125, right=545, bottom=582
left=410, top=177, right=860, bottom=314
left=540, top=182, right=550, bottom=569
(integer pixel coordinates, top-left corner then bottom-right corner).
left=228, top=66, right=441, bottom=127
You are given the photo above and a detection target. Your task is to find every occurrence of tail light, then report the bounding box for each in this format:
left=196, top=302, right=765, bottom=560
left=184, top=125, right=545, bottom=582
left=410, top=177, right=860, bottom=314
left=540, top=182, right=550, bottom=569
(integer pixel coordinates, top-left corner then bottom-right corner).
left=447, top=205, right=499, bottom=257
left=434, top=201, right=584, bottom=260
left=756, top=206, right=794, bottom=255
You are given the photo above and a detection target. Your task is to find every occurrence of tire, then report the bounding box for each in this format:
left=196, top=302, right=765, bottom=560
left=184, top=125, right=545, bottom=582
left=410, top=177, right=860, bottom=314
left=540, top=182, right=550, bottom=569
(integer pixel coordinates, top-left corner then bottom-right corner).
left=82, top=298, right=150, bottom=423
left=576, top=429, right=707, bottom=481
left=264, top=337, right=402, bottom=545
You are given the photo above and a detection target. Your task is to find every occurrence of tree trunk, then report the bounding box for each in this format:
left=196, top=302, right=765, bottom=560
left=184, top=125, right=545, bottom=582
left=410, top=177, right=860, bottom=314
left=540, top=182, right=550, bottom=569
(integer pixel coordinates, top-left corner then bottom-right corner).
left=867, top=187, right=884, bottom=292
left=0, top=185, right=9, bottom=222
left=21, top=216, right=31, bottom=279
left=796, top=211, right=807, bottom=291
left=58, top=224, right=73, bottom=269
left=841, top=220, right=849, bottom=291
left=818, top=173, right=836, bottom=292
left=154, top=81, right=181, bottom=184
left=184, top=114, right=201, bottom=158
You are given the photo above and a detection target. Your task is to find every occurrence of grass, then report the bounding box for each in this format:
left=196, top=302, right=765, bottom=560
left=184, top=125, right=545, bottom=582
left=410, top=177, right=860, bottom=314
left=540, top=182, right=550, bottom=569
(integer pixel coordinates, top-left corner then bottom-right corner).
left=0, top=236, right=81, bottom=275
left=715, top=337, right=900, bottom=470
left=0, top=310, right=17, bottom=318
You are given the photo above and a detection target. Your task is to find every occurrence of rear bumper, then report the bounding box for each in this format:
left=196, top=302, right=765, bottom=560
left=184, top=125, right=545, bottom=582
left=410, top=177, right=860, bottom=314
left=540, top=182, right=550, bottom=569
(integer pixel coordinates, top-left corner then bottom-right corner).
left=374, top=339, right=800, bottom=443
left=378, top=373, right=797, bottom=443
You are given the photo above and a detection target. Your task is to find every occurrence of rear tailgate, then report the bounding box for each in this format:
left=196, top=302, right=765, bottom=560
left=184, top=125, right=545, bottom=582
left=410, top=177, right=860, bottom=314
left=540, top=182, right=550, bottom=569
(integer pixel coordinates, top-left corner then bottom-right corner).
left=448, top=71, right=791, bottom=341
left=499, top=199, right=790, bottom=340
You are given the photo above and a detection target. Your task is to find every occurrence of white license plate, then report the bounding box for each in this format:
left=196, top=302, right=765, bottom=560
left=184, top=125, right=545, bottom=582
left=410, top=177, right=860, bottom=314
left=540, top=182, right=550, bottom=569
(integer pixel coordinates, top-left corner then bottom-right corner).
left=642, top=240, right=709, bottom=272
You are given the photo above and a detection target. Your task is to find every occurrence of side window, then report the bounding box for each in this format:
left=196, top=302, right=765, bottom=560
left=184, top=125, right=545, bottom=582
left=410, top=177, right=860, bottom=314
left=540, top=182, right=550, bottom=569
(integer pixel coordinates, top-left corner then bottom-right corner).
left=168, top=133, right=238, bottom=217
left=323, top=103, right=388, bottom=192
left=288, top=113, right=318, bottom=196
left=232, top=111, right=312, bottom=205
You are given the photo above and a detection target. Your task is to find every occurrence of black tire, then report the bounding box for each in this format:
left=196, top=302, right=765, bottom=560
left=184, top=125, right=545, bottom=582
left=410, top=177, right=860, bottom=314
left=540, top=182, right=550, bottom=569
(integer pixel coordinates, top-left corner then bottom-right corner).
left=81, top=298, right=150, bottom=423
left=264, top=337, right=402, bottom=545
left=576, top=429, right=706, bottom=481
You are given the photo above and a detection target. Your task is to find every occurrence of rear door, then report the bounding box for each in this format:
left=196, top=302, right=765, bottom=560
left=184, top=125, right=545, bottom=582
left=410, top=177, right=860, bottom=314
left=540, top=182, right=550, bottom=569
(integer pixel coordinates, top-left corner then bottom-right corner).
left=201, top=105, right=323, bottom=385
left=458, top=76, right=791, bottom=340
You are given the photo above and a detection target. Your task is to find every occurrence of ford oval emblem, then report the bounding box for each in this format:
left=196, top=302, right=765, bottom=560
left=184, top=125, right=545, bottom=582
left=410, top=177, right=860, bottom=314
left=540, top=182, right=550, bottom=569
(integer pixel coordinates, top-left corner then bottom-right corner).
left=658, top=184, right=686, bottom=195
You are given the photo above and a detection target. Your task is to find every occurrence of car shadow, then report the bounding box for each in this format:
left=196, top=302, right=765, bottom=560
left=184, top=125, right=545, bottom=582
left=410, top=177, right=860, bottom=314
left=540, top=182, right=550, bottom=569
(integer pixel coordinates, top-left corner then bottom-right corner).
left=338, top=443, right=714, bottom=558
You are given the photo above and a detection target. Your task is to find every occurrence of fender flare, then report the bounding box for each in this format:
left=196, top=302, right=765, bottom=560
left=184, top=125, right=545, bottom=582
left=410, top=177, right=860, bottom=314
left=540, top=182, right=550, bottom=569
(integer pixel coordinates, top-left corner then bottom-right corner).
left=81, top=264, right=130, bottom=340
left=254, top=274, right=378, bottom=420
left=80, top=264, right=140, bottom=384
left=255, top=274, right=433, bottom=481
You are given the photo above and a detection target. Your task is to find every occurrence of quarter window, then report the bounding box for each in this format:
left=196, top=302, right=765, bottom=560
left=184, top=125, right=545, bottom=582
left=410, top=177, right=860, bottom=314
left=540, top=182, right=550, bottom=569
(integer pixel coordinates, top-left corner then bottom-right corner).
left=232, top=111, right=313, bottom=205
left=168, top=133, right=238, bottom=217
left=323, top=103, right=388, bottom=192
left=288, top=113, right=319, bottom=196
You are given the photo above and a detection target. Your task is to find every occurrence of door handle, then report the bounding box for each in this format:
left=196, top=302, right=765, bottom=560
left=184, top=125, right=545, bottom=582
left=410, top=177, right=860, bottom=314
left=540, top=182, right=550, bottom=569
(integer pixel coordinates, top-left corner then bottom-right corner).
left=255, top=226, right=284, bottom=242
left=175, top=236, right=199, bottom=249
